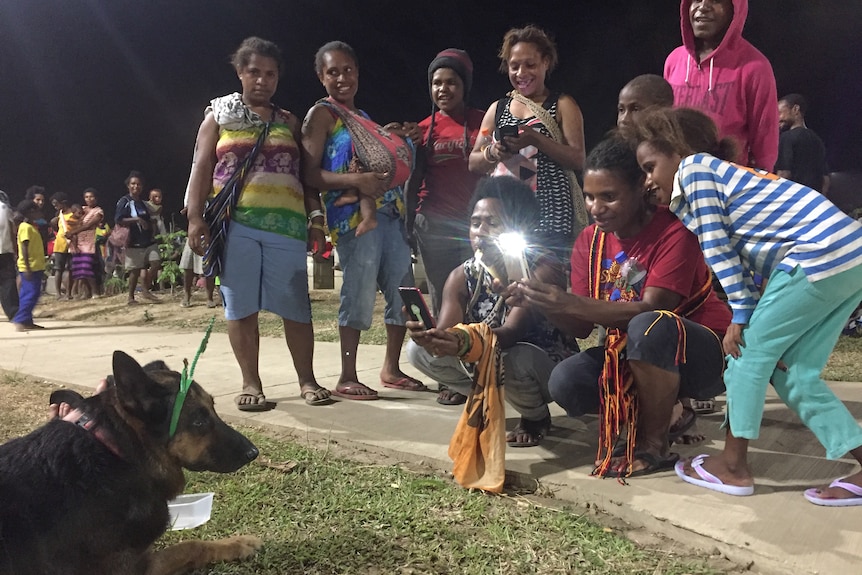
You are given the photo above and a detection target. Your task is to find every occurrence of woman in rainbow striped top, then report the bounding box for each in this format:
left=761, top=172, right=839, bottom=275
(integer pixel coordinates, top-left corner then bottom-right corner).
left=186, top=37, right=332, bottom=411
left=633, top=107, right=862, bottom=505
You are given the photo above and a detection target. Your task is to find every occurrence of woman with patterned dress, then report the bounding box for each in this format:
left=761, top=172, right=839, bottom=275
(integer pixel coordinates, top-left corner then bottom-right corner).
left=301, top=40, right=426, bottom=401
left=66, top=188, right=103, bottom=299
left=469, top=25, right=588, bottom=265
left=186, top=37, right=330, bottom=411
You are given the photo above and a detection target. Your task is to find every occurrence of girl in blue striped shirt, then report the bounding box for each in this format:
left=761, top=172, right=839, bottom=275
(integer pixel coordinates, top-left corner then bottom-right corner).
left=630, top=108, right=862, bottom=505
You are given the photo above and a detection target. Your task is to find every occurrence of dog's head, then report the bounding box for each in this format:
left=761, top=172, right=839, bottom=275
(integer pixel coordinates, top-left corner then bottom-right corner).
left=109, top=351, right=259, bottom=473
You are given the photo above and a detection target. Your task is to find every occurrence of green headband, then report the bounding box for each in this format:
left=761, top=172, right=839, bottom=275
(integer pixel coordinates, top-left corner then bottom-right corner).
left=169, top=317, right=215, bottom=437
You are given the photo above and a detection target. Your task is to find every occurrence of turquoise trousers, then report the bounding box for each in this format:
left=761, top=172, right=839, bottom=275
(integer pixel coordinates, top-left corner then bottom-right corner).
left=726, top=265, right=862, bottom=460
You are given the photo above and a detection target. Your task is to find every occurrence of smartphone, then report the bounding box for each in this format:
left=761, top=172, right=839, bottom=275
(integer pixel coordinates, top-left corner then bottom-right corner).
left=496, top=125, right=519, bottom=140
left=399, top=287, right=435, bottom=329
left=495, top=233, right=530, bottom=282
left=502, top=249, right=530, bottom=282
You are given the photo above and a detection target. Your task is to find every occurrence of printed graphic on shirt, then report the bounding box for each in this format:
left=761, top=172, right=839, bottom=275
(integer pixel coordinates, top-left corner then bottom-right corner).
left=670, top=82, right=735, bottom=116
left=430, top=138, right=470, bottom=163
left=598, top=257, right=642, bottom=303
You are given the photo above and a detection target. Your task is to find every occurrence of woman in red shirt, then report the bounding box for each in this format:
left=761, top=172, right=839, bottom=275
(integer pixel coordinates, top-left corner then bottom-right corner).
left=407, top=49, right=485, bottom=317
left=511, top=135, right=731, bottom=478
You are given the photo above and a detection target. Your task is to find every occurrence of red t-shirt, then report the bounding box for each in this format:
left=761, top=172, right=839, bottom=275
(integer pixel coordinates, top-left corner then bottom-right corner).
left=570, top=206, right=731, bottom=336
left=417, top=108, right=485, bottom=219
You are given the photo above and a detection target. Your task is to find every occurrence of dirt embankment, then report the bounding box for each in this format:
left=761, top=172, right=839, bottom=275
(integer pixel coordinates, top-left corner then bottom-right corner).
left=33, top=288, right=343, bottom=337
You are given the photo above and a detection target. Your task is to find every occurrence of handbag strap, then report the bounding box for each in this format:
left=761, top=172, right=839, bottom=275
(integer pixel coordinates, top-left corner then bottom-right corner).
left=223, top=104, right=277, bottom=198
left=248, top=104, right=277, bottom=174
left=507, top=91, right=588, bottom=230
left=507, top=90, right=563, bottom=143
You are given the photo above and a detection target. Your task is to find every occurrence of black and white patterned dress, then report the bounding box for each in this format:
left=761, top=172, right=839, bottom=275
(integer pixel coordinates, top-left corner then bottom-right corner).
left=495, top=95, right=574, bottom=238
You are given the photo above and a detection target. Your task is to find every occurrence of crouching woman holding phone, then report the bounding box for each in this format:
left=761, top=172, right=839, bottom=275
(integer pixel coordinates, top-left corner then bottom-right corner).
left=405, top=176, right=577, bottom=447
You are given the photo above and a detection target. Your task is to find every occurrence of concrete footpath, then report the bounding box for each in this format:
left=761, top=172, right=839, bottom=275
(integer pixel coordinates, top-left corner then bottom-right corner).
left=2, top=317, right=861, bottom=574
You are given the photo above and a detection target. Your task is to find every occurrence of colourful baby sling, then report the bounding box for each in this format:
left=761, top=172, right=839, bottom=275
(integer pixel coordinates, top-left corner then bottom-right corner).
left=318, top=97, right=413, bottom=192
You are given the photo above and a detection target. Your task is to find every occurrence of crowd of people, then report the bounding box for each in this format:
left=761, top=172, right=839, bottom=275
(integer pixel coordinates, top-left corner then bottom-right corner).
left=8, top=0, right=861, bottom=506
left=0, top=174, right=218, bottom=325
left=1, top=185, right=114, bottom=328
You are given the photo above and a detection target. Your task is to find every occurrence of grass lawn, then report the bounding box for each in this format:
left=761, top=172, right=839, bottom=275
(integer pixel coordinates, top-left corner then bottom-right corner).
left=0, top=373, right=738, bottom=575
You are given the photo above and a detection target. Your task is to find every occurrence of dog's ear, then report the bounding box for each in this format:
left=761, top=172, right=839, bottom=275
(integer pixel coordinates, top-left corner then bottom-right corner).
left=143, top=360, right=171, bottom=372
left=112, top=351, right=172, bottom=424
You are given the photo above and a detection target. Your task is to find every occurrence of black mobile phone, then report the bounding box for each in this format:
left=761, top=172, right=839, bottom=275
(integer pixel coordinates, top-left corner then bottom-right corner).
left=496, top=125, right=519, bottom=140
left=399, top=287, right=435, bottom=329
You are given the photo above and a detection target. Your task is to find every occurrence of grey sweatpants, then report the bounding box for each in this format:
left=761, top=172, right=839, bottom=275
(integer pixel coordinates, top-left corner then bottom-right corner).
left=406, top=339, right=555, bottom=421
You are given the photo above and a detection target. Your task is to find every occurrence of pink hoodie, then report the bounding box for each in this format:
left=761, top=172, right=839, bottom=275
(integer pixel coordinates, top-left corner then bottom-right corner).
left=664, top=0, right=778, bottom=170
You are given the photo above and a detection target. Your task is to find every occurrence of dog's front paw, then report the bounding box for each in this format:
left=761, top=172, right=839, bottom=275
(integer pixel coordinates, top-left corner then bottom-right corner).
left=147, top=535, right=264, bottom=574
left=220, top=535, right=263, bottom=560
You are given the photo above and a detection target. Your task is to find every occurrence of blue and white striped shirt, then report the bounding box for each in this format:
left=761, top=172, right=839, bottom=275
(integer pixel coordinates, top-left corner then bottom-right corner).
left=670, top=154, right=862, bottom=324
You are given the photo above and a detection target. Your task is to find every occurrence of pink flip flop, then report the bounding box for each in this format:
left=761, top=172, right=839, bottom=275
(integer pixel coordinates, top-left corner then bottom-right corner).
left=674, top=454, right=755, bottom=496
left=804, top=478, right=862, bottom=507
left=380, top=376, right=428, bottom=392
left=331, top=382, right=379, bottom=401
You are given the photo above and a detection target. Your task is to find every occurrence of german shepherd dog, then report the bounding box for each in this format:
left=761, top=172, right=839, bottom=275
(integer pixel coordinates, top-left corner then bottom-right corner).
left=0, top=351, right=263, bottom=575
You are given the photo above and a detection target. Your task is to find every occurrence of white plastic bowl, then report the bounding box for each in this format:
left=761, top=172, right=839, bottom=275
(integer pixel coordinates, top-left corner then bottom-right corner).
left=167, top=492, right=214, bottom=530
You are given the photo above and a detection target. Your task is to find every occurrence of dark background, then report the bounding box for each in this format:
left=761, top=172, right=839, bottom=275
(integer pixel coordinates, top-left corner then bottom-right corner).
left=1, top=0, right=860, bottom=223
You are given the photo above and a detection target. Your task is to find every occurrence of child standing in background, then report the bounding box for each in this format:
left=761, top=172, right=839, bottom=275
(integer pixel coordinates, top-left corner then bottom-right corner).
left=632, top=108, right=862, bottom=504
left=14, top=200, right=47, bottom=331
left=50, top=192, right=77, bottom=300
left=145, top=188, right=167, bottom=237
left=616, top=74, right=674, bottom=129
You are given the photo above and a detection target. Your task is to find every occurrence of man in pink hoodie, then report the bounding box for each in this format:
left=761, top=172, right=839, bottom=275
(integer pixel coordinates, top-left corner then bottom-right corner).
left=664, top=0, right=778, bottom=171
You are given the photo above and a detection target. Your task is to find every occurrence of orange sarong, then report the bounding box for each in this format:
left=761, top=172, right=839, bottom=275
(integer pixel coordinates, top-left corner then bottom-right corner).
left=447, top=322, right=506, bottom=493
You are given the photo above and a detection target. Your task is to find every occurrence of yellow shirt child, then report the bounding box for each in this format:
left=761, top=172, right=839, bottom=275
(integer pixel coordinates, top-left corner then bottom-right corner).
left=18, top=222, right=47, bottom=273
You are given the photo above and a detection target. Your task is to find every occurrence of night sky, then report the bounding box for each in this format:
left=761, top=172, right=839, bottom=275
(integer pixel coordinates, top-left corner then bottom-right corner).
left=1, top=0, right=860, bottom=223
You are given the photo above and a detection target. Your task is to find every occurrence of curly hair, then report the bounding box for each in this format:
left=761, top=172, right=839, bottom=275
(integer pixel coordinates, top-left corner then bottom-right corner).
left=620, top=74, right=674, bottom=108
left=584, top=136, right=645, bottom=192
left=49, top=192, right=68, bottom=206
left=16, top=199, right=38, bottom=216
left=780, top=93, right=808, bottom=116
left=620, top=107, right=737, bottom=161
left=124, top=170, right=145, bottom=188
left=468, top=176, right=540, bottom=238
left=314, top=41, right=358, bottom=75
left=498, top=25, right=558, bottom=75
left=24, top=186, right=45, bottom=200
left=231, top=36, right=284, bottom=75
